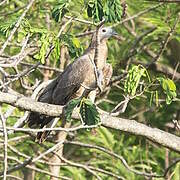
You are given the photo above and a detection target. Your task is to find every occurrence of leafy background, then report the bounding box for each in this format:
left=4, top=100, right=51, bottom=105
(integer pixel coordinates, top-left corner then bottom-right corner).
left=0, top=0, right=180, bottom=179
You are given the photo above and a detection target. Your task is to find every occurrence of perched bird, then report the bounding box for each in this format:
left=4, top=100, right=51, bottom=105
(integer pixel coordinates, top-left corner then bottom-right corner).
left=28, top=26, right=116, bottom=143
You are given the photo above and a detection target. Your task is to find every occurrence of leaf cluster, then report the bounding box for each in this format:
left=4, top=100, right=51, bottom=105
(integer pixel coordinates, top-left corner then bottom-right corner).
left=87, top=0, right=123, bottom=22
left=52, top=0, right=70, bottom=22
left=65, top=97, right=100, bottom=126
left=157, top=77, right=177, bottom=104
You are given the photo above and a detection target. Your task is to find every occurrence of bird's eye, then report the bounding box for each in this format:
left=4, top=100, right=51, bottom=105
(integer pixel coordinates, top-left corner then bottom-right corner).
left=102, top=29, right=106, bottom=33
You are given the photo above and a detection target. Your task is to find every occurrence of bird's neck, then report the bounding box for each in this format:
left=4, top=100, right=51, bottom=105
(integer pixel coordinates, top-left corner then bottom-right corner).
left=85, top=39, right=108, bottom=69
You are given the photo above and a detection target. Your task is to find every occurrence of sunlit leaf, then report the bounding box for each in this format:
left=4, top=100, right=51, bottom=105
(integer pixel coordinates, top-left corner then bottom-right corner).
left=34, top=34, right=50, bottom=64
left=157, top=77, right=177, bottom=104
left=124, top=65, right=147, bottom=96
left=72, top=37, right=80, bottom=48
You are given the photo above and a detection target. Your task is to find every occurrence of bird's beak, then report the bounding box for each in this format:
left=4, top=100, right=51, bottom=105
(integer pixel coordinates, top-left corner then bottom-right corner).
left=111, top=29, right=118, bottom=36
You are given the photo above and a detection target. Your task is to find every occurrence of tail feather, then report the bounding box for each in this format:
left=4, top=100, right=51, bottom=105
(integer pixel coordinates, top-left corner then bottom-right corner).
left=28, top=112, right=56, bottom=143
left=36, top=118, right=59, bottom=143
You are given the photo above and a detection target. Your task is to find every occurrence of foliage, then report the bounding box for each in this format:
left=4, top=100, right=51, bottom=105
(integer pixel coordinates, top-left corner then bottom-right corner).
left=34, top=33, right=50, bottom=64
left=0, top=18, right=18, bottom=36
left=87, top=0, right=124, bottom=22
left=124, top=65, right=149, bottom=97
left=87, top=0, right=104, bottom=22
left=65, top=98, right=100, bottom=125
left=0, top=0, right=179, bottom=179
left=60, top=33, right=83, bottom=58
left=64, top=98, right=82, bottom=121
left=52, top=0, right=70, bottom=22
left=157, top=77, right=177, bottom=104
left=79, top=98, right=100, bottom=125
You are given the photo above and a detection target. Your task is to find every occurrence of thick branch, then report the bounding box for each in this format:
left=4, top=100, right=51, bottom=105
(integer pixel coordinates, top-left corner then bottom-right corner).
left=0, top=92, right=63, bottom=116
left=101, top=114, right=180, bottom=153
left=0, top=92, right=180, bottom=153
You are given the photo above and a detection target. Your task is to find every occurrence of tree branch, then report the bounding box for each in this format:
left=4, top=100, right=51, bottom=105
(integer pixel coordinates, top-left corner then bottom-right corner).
left=112, top=3, right=164, bottom=27
left=0, top=91, right=180, bottom=153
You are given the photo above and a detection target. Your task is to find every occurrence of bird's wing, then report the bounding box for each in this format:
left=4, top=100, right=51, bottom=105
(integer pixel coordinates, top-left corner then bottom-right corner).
left=51, top=55, right=92, bottom=105
left=102, top=63, right=113, bottom=86
left=28, top=55, right=93, bottom=142
left=38, top=78, right=59, bottom=103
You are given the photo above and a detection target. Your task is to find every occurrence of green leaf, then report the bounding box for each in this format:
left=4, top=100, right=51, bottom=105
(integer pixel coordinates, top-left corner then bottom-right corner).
left=124, top=65, right=146, bottom=96
left=0, top=17, right=18, bottom=36
left=104, top=0, right=123, bottom=23
left=149, top=91, right=153, bottom=106
left=87, top=5, right=93, bottom=17
left=80, top=98, right=100, bottom=126
left=72, top=37, right=80, bottom=48
left=52, top=38, right=61, bottom=61
left=60, top=33, right=83, bottom=58
left=173, top=162, right=180, bottom=180
left=64, top=98, right=81, bottom=121
left=157, top=77, right=177, bottom=104
left=52, top=0, right=70, bottom=22
left=166, top=78, right=176, bottom=91
left=87, top=0, right=104, bottom=22
left=35, top=34, right=50, bottom=64
left=155, top=90, right=159, bottom=107
left=162, top=79, right=169, bottom=91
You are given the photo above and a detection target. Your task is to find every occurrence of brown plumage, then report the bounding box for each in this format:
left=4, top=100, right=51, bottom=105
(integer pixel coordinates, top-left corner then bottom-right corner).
left=28, top=27, right=116, bottom=143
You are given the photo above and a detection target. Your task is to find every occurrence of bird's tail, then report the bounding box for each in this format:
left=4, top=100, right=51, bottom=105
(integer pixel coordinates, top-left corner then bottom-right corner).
left=28, top=112, right=56, bottom=143
left=36, top=118, right=59, bottom=143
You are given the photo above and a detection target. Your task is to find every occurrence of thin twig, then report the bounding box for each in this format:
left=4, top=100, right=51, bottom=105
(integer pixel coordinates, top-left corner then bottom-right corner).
left=4, top=175, right=23, bottom=180
left=0, top=0, right=35, bottom=55
left=0, top=0, right=7, bottom=6
left=0, top=61, right=41, bottom=90
left=0, top=107, right=8, bottom=180
left=0, top=34, right=30, bottom=67
left=0, top=155, right=71, bottom=180
left=20, top=62, right=62, bottom=73
left=164, top=158, right=180, bottom=177
left=64, top=15, right=94, bottom=25
left=64, top=141, right=160, bottom=178
left=112, top=3, right=164, bottom=27
left=172, top=62, right=179, bottom=80
left=0, top=5, right=26, bottom=16
left=53, top=151, right=102, bottom=180
left=57, top=17, right=74, bottom=38
left=32, top=140, right=64, bottom=163
left=147, top=13, right=180, bottom=67
left=0, top=124, right=101, bottom=133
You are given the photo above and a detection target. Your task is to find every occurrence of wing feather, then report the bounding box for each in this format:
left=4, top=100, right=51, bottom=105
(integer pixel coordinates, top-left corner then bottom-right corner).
left=52, top=55, right=91, bottom=105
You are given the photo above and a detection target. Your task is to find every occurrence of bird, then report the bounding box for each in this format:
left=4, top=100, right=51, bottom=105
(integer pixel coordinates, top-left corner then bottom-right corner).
left=28, top=26, right=116, bottom=143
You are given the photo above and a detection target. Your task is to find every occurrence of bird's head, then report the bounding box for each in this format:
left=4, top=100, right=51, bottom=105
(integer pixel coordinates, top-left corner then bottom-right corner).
left=89, top=26, right=117, bottom=49
left=98, top=26, right=117, bottom=41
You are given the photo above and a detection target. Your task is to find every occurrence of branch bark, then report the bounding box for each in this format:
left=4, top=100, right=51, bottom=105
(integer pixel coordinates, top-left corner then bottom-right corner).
left=0, top=91, right=180, bottom=153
